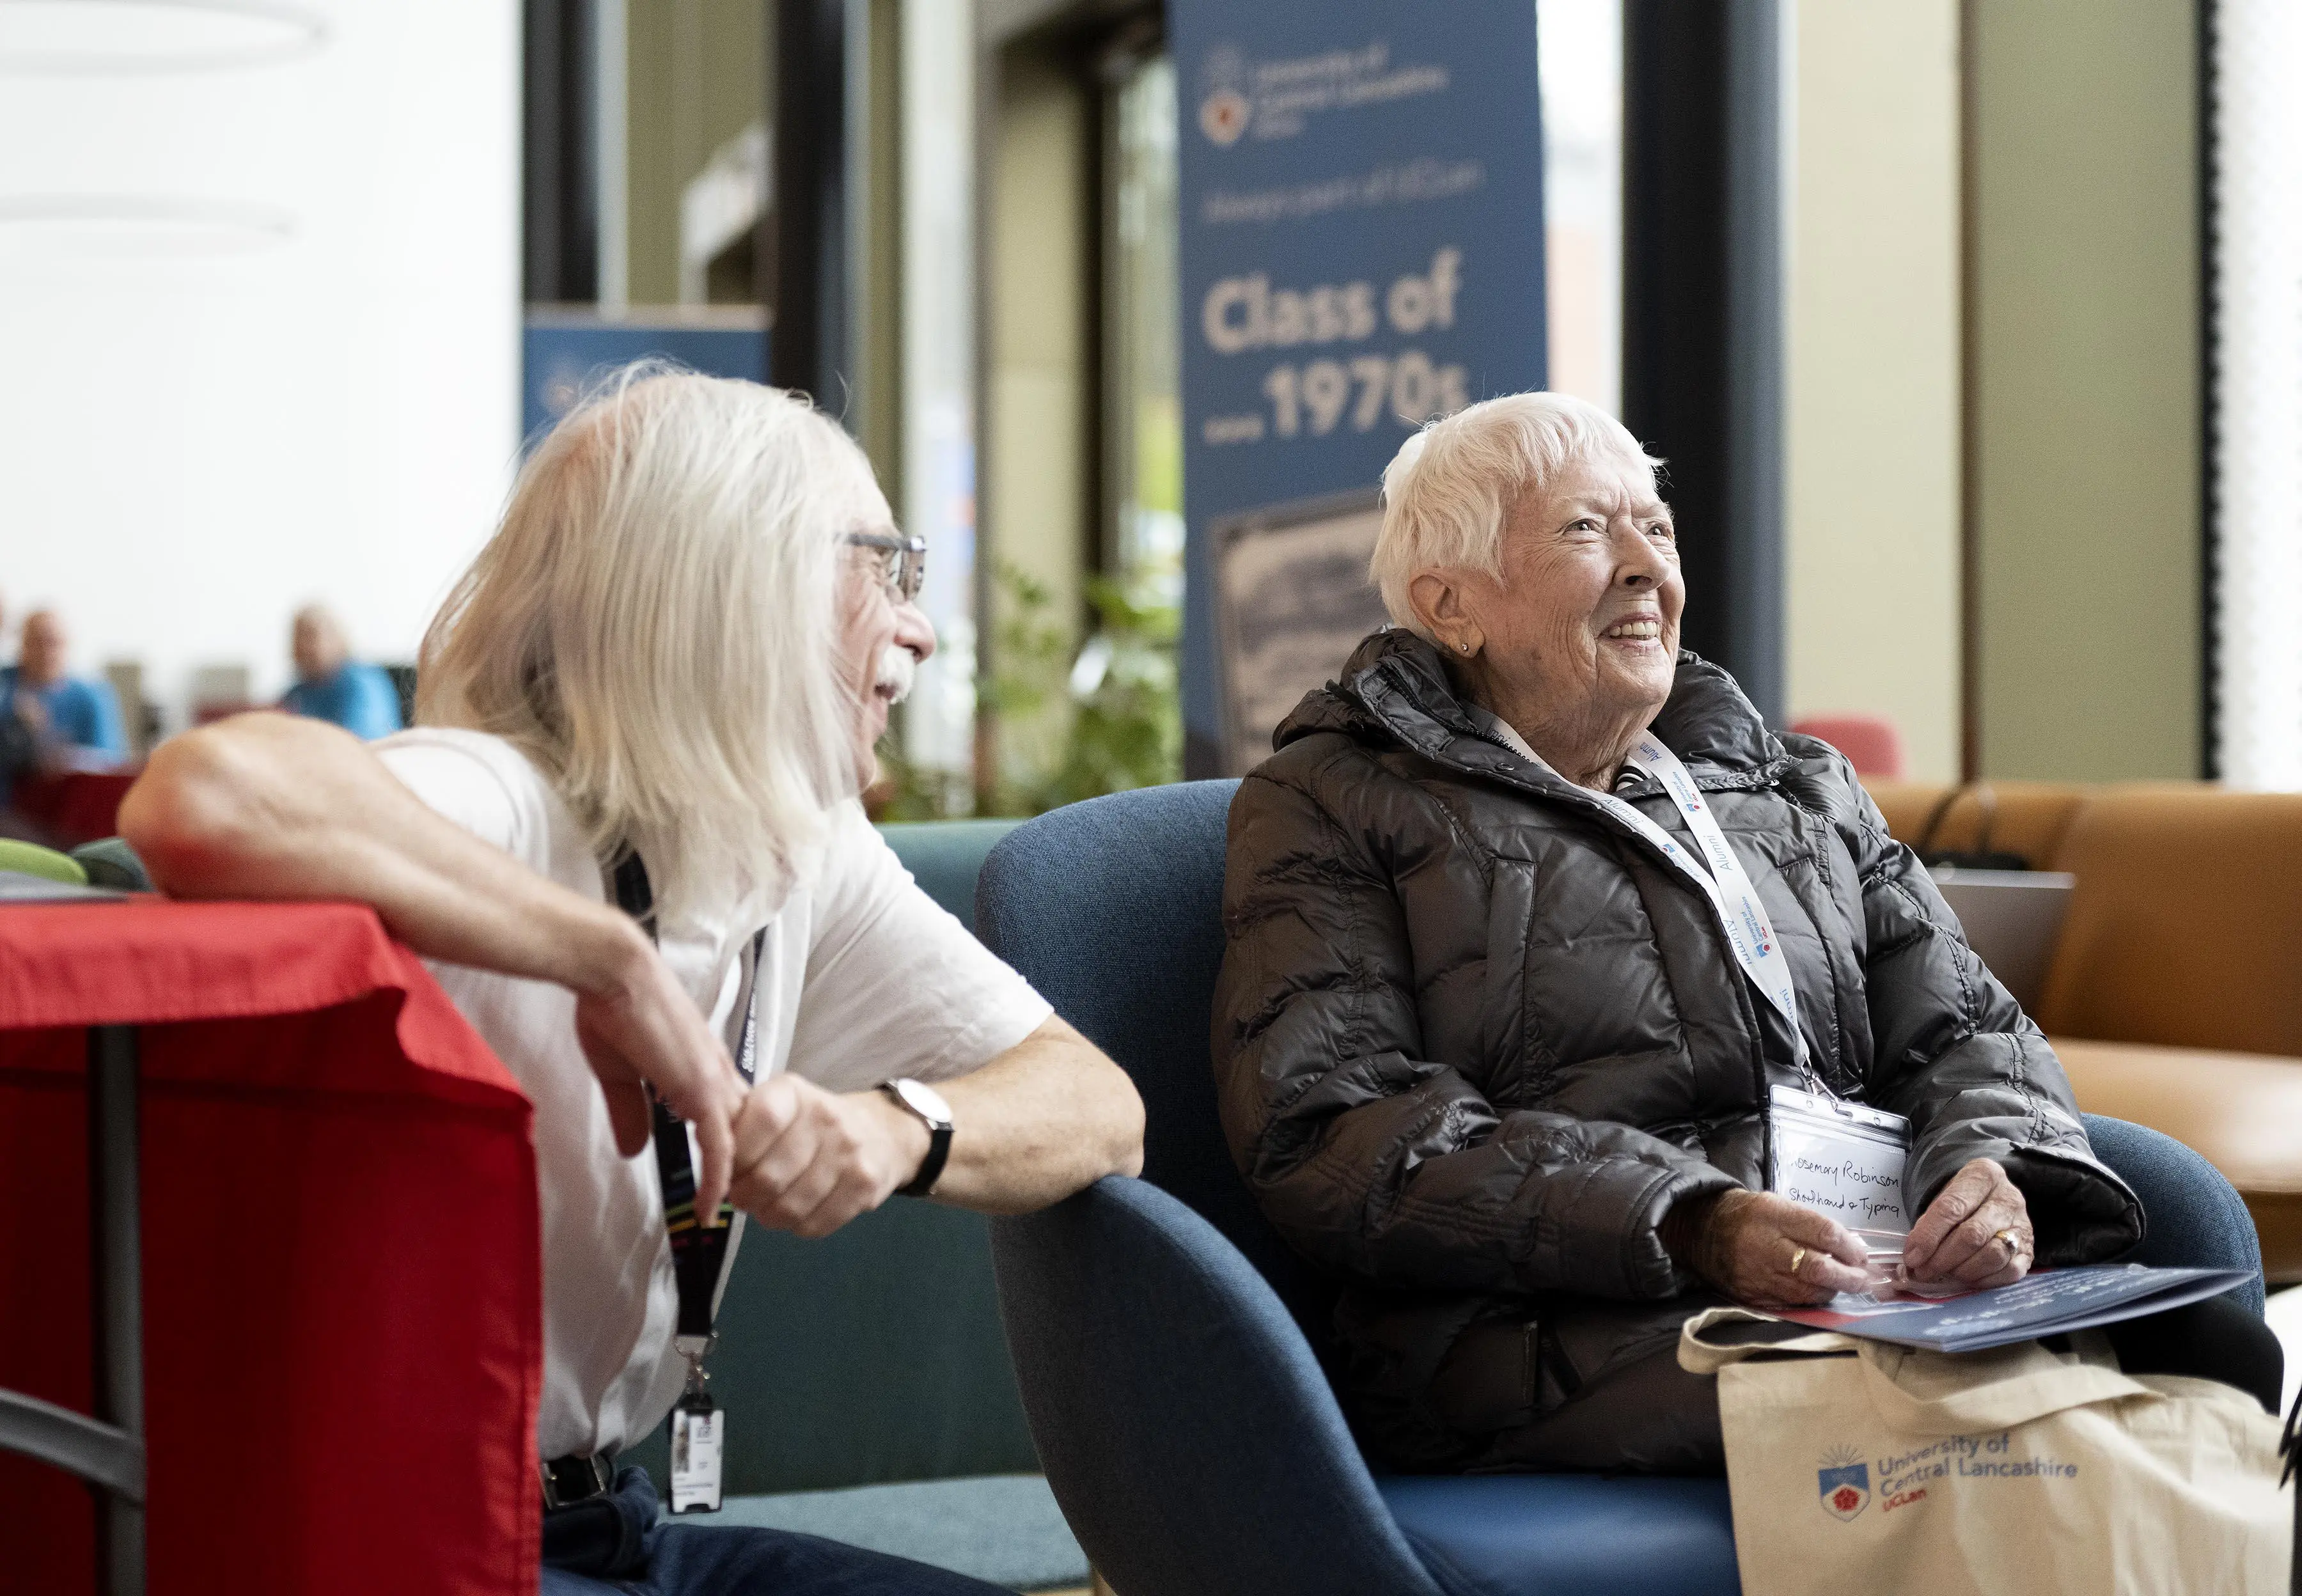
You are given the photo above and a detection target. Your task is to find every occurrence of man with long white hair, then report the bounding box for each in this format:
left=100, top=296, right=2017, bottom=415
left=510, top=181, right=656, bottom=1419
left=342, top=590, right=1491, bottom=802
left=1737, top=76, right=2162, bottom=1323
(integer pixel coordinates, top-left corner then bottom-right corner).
left=123, top=368, right=1145, bottom=1595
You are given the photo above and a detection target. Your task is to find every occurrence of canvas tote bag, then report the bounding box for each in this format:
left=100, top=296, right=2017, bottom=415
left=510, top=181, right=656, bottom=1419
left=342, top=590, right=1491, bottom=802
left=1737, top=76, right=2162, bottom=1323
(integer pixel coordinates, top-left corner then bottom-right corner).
left=1678, top=1306, right=2290, bottom=1595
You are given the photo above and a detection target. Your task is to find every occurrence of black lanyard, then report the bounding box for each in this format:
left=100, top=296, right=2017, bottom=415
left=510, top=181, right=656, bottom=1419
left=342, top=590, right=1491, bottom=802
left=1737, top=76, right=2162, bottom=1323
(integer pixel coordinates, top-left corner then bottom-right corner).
left=607, top=853, right=763, bottom=1345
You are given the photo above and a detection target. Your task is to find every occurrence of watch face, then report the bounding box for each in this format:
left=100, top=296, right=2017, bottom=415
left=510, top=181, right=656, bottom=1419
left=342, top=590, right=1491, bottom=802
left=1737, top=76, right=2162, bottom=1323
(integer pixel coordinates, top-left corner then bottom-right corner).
left=889, top=1076, right=953, bottom=1127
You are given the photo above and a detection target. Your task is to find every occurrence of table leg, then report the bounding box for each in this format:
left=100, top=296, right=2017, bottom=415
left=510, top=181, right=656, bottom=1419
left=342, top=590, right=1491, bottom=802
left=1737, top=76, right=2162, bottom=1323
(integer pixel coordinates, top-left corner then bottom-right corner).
left=90, top=1024, right=144, bottom=1596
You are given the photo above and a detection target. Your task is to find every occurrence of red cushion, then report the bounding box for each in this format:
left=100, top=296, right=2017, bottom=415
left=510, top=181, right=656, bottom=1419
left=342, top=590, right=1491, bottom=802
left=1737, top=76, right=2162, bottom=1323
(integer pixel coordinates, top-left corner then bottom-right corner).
left=1790, top=715, right=1905, bottom=779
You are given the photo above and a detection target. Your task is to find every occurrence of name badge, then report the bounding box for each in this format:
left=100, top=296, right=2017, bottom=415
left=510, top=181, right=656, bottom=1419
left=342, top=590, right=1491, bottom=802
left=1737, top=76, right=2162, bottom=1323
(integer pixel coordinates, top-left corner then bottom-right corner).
left=1766, top=1084, right=1912, bottom=1242
left=668, top=1391, right=724, bottom=1514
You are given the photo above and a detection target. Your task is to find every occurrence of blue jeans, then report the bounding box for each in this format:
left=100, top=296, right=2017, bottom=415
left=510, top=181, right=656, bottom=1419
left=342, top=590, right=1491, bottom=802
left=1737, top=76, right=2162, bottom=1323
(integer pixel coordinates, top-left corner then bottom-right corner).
left=541, top=1469, right=1010, bottom=1596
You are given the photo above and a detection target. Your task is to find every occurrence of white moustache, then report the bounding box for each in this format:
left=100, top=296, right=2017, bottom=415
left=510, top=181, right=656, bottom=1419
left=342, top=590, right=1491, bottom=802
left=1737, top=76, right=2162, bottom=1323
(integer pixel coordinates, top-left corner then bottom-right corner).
left=876, top=645, right=916, bottom=705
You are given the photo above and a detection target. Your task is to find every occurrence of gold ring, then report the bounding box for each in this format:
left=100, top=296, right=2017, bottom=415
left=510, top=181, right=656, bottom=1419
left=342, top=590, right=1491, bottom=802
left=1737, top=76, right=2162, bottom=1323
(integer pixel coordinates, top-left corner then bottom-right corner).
left=1993, top=1228, right=2021, bottom=1252
left=1789, top=1244, right=1808, bottom=1276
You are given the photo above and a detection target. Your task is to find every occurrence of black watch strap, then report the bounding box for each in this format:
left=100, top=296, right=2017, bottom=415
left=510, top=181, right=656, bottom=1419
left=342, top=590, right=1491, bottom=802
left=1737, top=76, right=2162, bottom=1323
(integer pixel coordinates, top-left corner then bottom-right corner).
left=881, top=1079, right=953, bottom=1196
left=898, top=1125, right=951, bottom=1198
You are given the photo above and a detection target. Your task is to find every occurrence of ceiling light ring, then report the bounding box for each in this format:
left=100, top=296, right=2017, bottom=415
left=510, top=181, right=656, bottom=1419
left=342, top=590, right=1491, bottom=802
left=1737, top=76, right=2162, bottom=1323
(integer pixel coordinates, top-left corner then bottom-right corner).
left=0, top=194, right=297, bottom=255
left=0, top=0, right=331, bottom=76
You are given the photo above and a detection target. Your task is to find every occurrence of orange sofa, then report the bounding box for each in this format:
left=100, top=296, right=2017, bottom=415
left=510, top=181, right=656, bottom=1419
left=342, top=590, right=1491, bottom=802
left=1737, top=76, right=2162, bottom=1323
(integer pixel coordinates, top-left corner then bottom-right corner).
left=1867, top=779, right=2302, bottom=1283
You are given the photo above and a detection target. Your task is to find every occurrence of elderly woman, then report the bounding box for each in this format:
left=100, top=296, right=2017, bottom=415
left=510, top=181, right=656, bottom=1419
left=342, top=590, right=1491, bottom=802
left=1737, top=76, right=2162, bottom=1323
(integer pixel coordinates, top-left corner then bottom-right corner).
left=1212, top=391, right=2279, bottom=1474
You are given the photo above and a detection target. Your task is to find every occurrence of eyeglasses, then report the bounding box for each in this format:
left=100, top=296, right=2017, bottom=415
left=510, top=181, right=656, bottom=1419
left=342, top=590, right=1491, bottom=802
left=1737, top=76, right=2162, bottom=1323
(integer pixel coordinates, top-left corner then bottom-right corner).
left=844, top=530, right=927, bottom=604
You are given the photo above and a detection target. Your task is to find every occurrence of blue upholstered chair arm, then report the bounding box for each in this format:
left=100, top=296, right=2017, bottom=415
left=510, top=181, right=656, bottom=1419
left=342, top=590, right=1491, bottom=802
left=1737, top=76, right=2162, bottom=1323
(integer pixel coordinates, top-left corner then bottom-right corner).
left=990, top=1176, right=1444, bottom=1596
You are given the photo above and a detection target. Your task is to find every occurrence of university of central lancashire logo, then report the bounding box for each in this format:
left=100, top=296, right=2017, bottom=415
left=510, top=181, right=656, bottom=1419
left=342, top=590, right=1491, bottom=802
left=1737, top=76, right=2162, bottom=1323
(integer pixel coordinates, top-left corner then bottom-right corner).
left=1200, top=85, right=1249, bottom=145
left=1197, top=46, right=1251, bottom=146
left=1818, top=1446, right=1871, bottom=1521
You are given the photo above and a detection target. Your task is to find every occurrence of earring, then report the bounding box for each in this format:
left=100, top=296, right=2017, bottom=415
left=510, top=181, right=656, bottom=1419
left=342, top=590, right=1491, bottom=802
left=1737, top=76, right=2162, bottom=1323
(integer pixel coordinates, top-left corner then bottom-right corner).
left=1458, top=641, right=1471, bottom=654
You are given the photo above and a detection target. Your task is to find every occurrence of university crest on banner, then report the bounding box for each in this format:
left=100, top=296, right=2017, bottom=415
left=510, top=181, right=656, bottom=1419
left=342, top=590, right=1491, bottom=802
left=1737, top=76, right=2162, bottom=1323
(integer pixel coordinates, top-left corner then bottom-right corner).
left=1199, top=88, right=1248, bottom=146
left=1817, top=1447, right=1870, bottom=1521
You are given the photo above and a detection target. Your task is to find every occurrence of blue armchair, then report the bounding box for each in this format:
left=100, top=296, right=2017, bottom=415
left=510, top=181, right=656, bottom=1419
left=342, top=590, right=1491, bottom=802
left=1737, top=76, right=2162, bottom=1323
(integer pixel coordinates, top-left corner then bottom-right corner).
left=976, top=779, right=2266, bottom=1596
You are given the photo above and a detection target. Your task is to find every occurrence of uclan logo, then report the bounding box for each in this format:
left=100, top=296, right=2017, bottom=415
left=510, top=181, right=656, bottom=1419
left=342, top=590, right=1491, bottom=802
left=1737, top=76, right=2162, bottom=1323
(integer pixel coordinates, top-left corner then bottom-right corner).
left=1200, top=87, right=1249, bottom=146
left=1817, top=1447, right=1870, bottom=1522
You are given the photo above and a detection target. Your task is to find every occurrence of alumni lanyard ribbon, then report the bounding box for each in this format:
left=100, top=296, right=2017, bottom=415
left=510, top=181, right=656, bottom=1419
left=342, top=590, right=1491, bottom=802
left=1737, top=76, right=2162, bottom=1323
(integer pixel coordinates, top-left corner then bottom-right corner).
left=609, top=852, right=763, bottom=1514
left=1590, top=734, right=1810, bottom=1080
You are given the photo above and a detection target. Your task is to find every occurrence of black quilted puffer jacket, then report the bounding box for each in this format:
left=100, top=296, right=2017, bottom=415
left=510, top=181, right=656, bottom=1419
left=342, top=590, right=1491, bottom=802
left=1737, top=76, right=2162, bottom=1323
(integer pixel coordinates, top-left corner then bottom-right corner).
left=1212, top=629, right=2143, bottom=1471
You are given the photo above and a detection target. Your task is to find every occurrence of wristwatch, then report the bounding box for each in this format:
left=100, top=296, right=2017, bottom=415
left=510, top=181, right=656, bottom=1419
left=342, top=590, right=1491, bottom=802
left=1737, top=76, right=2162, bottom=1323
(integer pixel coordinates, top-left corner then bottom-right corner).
left=879, top=1077, right=954, bottom=1197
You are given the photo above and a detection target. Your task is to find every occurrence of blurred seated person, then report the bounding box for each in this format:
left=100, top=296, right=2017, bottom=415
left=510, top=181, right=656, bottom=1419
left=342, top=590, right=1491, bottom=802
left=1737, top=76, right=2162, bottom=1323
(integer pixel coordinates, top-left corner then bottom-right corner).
left=281, top=604, right=403, bottom=739
left=0, top=595, right=36, bottom=829
left=3, top=607, right=126, bottom=771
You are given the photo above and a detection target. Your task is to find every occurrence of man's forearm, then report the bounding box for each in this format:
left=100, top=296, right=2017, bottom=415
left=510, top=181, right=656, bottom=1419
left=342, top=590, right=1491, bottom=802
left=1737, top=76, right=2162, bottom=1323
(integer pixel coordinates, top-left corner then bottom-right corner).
left=121, top=712, right=645, bottom=1000
left=894, top=1017, right=1145, bottom=1214
left=127, top=714, right=755, bottom=1207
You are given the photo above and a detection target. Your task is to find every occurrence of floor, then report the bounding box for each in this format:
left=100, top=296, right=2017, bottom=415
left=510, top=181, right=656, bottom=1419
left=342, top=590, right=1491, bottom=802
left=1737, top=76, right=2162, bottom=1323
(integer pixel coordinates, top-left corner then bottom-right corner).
left=712, top=1475, right=1089, bottom=1593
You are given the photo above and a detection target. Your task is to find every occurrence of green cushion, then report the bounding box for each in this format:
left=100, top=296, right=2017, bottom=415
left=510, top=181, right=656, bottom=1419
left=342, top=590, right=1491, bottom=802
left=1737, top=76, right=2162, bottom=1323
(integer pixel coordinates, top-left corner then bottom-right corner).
left=627, top=1200, right=1040, bottom=1494
left=625, top=818, right=1037, bottom=1495
left=879, top=820, right=1022, bottom=932
left=71, top=836, right=151, bottom=891
left=0, top=838, right=87, bottom=886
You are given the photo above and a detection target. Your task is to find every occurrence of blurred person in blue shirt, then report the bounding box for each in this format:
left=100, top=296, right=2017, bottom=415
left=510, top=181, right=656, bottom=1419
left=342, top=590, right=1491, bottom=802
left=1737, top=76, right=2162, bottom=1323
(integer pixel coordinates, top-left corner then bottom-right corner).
left=3, top=607, right=127, bottom=768
left=280, top=604, right=403, bottom=740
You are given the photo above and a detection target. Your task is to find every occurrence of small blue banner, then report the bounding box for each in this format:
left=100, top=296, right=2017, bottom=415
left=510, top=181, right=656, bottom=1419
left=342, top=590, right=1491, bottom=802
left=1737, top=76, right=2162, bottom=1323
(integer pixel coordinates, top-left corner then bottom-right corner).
left=1171, top=0, right=1547, bottom=771
left=521, top=313, right=769, bottom=444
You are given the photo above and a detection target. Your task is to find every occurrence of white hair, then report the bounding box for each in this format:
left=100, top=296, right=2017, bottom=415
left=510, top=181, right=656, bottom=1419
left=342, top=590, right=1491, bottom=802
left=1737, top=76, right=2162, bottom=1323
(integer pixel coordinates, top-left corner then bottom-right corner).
left=1370, top=390, right=1663, bottom=638
left=416, top=362, right=873, bottom=924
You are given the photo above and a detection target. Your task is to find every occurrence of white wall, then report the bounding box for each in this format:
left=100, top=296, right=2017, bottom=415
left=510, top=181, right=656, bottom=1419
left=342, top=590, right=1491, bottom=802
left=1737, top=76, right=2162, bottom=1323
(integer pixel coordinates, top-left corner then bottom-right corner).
left=1783, top=0, right=1961, bottom=782
left=1970, top=1, right=2200, bottom=781
left=0, top=1, right=520, bottom=728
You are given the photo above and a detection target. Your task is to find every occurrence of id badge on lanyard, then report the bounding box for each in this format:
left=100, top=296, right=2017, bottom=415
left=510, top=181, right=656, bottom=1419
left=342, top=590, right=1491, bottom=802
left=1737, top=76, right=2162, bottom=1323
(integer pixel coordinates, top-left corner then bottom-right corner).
left=1766, top=1084, right=1912, bottom=1256
left=669, top=1384, right=725, bottom=1514
left=1605, top=738, right=1911, bottom=1251
left=609, top=852, right=763, bottom=1515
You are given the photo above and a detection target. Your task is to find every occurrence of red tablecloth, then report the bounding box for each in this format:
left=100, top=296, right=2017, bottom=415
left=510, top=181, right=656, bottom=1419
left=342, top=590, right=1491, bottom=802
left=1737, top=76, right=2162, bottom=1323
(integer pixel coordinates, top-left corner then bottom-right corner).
left=0, top=898, right=540, bottom=1595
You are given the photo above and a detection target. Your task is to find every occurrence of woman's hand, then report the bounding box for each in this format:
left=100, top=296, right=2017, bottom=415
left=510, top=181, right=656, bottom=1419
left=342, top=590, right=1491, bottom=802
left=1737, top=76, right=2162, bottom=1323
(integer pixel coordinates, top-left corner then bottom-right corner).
left=1900, top=1157, right=2032, bottom=1290
left=1666, top=1189, right=1874, bottom=1306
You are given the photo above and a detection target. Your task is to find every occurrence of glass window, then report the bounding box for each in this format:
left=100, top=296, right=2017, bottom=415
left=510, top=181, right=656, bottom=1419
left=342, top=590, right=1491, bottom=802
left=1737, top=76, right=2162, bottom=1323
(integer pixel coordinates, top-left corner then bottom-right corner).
left=1106, top=51, right=1185, bottom=610
left=1536, top=0, right=1624, bottom=414
left=2208, top=0, right=2302, bottom=788
left=897, top=0, right=980, bottom=794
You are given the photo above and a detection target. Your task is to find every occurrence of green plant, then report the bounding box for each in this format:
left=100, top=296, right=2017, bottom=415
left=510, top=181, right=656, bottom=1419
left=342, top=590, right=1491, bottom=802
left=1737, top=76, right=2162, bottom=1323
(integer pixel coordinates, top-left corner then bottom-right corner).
left=872, top=561, right=1182, bottom=820
left=871, top=739, right=971, bottom=822
left=989, top=563, right=1180, bottom=816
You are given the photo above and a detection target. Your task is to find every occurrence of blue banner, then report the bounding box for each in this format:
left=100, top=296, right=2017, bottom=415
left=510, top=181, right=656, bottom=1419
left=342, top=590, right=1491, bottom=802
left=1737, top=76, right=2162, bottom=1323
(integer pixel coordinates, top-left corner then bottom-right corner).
left=521, top=312, right=769, bottom=443
left=1171, top=0, right=1546, bottom=773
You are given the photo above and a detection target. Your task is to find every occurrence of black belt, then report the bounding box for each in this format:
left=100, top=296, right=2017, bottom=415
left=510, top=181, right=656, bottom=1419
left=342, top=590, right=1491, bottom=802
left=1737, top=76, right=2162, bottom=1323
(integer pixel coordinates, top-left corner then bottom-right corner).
left=542, top=1450, right=615, bottom=1511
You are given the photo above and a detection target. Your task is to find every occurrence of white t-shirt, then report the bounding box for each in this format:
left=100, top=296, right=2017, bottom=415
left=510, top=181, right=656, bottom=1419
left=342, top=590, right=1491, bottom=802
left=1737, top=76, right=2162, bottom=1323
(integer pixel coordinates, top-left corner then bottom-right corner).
left=375, top=727, right=1053, bottom=1460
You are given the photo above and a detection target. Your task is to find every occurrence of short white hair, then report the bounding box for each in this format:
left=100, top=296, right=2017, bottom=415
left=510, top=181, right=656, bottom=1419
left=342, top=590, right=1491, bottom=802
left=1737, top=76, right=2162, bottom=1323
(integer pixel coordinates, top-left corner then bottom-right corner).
left=1370, top=390, right=1662, bottom=638
left=417, top=362, right=873, bottom=923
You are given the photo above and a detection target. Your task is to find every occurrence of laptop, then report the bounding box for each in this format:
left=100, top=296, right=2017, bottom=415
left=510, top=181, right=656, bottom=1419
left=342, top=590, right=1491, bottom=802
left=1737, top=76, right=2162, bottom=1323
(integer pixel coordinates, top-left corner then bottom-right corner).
left=1927, top=866, right=2076, bottom=1015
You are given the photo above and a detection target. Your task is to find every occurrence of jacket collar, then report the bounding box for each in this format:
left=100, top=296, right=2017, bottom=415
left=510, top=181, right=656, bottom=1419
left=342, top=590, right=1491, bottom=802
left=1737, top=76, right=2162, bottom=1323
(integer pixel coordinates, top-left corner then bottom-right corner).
left=1274, top=629, right=1792, bottom=795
